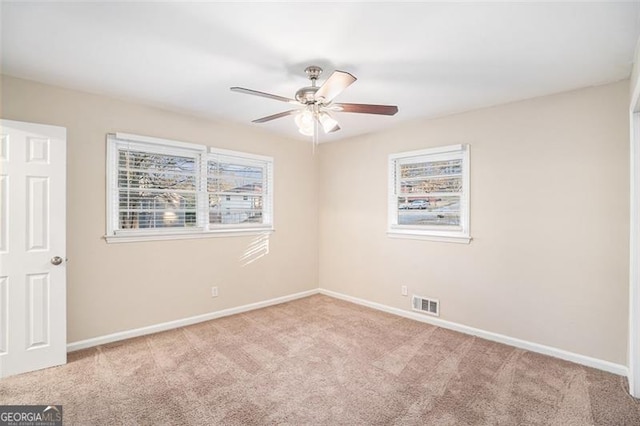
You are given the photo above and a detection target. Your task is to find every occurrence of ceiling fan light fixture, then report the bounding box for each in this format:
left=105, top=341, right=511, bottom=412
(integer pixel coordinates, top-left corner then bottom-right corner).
left=295, top=109, right=315, bottom=136
left=318, top=112, right=339, bottom=133
left=297, top=125, right=314, bottom=137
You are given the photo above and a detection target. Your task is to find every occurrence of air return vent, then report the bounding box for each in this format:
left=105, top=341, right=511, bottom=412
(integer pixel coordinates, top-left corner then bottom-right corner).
left=412, top=295, right=439, bottom=316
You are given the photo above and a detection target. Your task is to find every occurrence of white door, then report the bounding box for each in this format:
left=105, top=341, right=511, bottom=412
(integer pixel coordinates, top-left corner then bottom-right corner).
left=0, top=119, right=67, bottom=378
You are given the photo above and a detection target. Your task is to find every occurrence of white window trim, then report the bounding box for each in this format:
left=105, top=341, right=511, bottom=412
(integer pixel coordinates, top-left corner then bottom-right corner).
left=387, top=144, right=471, bottom=244
left=105, top=133, right=274, bottom=243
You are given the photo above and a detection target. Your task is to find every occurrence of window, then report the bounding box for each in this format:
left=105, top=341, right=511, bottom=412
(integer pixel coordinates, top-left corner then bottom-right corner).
left=207, top=148, right=273, bottom=229
left=388, top=144, right=470, bottom=243
left=106, top=133, right=273, bottom=242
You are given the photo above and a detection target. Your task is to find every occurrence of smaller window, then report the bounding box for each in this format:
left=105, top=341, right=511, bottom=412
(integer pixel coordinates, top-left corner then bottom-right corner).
left=388, top=144, right=470, bottom=243
left=207, top=147, right=273, bottom=231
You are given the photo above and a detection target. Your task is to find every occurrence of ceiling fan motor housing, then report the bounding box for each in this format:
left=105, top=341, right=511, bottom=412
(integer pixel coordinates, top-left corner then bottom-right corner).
left=295, top=86, right=320, bottom=104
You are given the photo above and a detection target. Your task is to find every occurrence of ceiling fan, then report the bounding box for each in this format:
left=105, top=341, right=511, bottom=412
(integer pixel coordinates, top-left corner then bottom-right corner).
left=231, top=65, right=398, bottom=145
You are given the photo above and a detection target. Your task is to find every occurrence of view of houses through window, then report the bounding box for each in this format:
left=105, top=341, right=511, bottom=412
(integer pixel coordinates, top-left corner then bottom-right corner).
left=208, top=159, right=264, bottom=225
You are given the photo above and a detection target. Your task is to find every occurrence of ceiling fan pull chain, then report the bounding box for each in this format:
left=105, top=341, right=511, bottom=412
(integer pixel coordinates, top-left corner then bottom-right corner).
left=313, top=106, right=319, bottom=150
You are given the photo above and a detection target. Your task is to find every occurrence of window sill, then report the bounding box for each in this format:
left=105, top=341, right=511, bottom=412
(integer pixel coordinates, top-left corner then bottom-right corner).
left=387, top=230, right=471, bottom=244
left=105, top=228, right=274, bottom=244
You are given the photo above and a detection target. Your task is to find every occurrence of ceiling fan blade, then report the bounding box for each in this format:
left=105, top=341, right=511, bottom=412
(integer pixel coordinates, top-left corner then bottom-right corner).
left=332, top=103, right=398, bottom=116
left=252, top=109, right=299, bottom=123
left=231, top=87, right=298, bottom=104
left=314, top=71, right=357, bottom=103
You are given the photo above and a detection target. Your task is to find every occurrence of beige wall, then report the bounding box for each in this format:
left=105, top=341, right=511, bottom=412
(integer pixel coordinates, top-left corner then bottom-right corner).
left=633, top=36, right=640, bottom=102
left=1, top=74, right=632, bottom=365
left=319, top=81, right=630, bottom=364
left=1, top=75, right=319, bottom=342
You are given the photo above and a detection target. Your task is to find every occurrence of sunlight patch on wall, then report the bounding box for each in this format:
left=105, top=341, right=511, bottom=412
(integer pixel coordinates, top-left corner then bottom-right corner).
left=240, top=232, right=270, bottom=266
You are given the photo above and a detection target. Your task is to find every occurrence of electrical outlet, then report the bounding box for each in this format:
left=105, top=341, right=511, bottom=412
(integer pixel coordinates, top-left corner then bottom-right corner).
left=401, top=285, right=408, bottom=296
left=211, top=286, right=218, bottom=298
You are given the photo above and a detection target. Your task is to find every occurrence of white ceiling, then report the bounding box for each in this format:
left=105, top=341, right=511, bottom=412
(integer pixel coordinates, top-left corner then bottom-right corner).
left=1, top=1, right=639, bottom=143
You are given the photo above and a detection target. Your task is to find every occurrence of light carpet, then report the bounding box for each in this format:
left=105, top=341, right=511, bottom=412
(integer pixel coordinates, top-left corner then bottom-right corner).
left=1, top=294, right=639, bottom=425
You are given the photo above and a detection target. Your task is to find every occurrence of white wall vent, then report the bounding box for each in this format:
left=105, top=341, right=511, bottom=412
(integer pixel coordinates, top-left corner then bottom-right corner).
left=412, top=295, right=439, bottom=316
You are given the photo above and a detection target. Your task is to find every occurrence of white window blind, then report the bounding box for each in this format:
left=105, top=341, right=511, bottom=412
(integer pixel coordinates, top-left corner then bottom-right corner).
left=115, top=142, right=201, bottom=231
left=106, top=134, right=274, bottom=242
left=388, top=144, right=470, bottom=243
left=207, top=149, right=273, bottom=229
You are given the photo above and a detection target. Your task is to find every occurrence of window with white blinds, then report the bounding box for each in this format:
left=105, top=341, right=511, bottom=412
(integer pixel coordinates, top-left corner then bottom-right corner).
left=388, top=144, right=470, bottom=243
left=106, top=133, right=274, bottom=242
left=207, top=148, right=273, bottom=229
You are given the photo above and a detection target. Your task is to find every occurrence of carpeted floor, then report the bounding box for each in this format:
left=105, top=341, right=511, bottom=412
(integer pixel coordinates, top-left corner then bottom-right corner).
left=1, top=294, right=639, bottom=425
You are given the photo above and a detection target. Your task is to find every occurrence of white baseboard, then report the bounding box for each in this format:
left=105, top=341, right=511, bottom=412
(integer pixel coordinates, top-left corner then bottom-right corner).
left=319, top=288, right=628, bottom=377
left=67, top=289, right=320, bottom=352
left=67, top=286, right=628, bottom=378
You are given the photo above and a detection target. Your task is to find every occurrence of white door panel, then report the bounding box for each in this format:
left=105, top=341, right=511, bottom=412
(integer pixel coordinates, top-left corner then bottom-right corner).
left=0, top=119, right=66, bottom=378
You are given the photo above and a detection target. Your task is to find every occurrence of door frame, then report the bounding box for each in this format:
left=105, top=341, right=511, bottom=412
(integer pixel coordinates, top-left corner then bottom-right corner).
left=629, top=78, right=640, bottom=397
